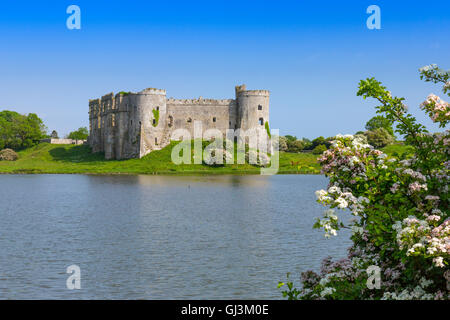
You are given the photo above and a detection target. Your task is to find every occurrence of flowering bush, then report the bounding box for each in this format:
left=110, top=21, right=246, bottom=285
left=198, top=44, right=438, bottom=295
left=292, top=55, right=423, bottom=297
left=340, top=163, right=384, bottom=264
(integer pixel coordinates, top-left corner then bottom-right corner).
left=280, top=65, right=449, bottom=300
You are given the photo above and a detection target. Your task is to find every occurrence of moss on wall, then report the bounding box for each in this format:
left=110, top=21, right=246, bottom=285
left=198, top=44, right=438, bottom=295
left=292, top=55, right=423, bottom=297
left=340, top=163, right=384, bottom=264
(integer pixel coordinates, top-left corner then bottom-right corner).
left=152, top=109, right=160, bottom=127
left=265, top=121, right=271, bottom=138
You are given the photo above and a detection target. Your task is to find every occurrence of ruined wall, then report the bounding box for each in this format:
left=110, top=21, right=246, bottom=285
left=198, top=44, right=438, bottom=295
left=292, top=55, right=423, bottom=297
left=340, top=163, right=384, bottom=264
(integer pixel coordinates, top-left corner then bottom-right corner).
left=88, top=98, right=102, bottom=153
left=165, top=98, right=237, bottom=139
left=88, top=84, right=270, bottom=160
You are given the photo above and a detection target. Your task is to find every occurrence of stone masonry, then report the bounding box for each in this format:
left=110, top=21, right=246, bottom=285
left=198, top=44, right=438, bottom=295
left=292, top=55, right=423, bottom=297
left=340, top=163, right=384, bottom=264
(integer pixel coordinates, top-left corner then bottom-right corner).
left=88, top=84, right=270, bottom=160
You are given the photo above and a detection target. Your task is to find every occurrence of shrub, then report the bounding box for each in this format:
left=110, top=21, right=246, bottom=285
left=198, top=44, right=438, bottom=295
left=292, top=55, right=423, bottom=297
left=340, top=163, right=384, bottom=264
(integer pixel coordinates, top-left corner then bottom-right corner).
left=312, top=144, right=327, bottom=155
left=273, top=136, right=288, bottom=152
left=284, top=135, right=297, bottom=142
left=310, top=136, right=332, bottom=150
left=245, top=149, right=270, bottom=167
left=354, top=133, right=368, bottom=144
left=279, top=64, right=449, bottom=300
left=0, top=148, right=19, bottom=161
left=365, top=115, right=394, bottom=136
left=364, top=127, right=395, bottom=148
left=203, top=148, right=233, bottom=166
left=287, top=140, right=305, bottom=153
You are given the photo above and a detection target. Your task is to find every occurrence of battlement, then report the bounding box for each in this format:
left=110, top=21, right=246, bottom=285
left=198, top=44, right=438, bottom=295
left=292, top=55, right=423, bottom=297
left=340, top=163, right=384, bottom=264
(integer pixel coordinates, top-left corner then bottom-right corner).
left=237, top=89, right=270, bottom=96
left=166, top=97, right=235, bottom=105
left=138, top=88, right=166, bottom=95
left=101, top=92, right=115, bottom=100
left=89, top=98, right=101, bottom=105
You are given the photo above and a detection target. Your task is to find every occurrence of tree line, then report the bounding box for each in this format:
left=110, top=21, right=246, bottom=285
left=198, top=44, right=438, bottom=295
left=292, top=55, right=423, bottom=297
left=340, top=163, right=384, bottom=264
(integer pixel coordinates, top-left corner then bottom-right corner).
left=0, top=110, right=88, bottom=150
left=279, top=115, right=397, bottom=154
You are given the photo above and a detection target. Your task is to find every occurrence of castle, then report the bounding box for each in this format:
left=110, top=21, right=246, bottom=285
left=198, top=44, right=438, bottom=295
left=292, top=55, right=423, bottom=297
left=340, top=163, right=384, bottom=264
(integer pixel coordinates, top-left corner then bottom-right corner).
left=88, top=84, right=270, bottom=160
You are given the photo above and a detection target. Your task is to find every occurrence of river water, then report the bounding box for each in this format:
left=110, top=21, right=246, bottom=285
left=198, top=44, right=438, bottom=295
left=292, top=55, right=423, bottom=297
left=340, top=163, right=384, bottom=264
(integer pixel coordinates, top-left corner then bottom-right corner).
left=0, top=174, right=351, bottom=299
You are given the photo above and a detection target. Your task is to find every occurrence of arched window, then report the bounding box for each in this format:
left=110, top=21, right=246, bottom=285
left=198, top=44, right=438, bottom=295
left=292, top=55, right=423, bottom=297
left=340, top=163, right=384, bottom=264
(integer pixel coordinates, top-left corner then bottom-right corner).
left=168, top=115, right=174, bottom=127
left=258, top=105, right=262, bottom=110
left=155, top=137, right=158, bottom=145
left=213, top=117, right=216, bottom=122
left=259, top=118, right=264, bottom=125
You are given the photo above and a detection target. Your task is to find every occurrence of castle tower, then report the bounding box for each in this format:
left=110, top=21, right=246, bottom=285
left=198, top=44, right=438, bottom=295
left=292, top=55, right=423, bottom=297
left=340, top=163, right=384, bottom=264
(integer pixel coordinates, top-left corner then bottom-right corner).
left=101, top=93, right=115, bottom=159
left=235, top=84, right=270, bottom=131
left=134, top=88, right=167, bottom=157
left=235, top=85, right=270, bottom=151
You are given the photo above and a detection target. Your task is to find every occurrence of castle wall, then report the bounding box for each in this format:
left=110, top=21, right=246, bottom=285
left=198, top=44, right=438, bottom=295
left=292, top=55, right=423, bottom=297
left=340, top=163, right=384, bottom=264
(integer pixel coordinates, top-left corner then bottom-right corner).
left=166, top=98, right=237, bottom=140
left=88, top=85, right=270, bottom=160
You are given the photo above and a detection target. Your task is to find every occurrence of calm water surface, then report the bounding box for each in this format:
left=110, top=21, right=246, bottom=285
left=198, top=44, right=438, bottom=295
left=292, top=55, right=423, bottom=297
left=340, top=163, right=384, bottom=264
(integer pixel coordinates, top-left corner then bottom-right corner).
left=0, top=174, right=351, bottom=299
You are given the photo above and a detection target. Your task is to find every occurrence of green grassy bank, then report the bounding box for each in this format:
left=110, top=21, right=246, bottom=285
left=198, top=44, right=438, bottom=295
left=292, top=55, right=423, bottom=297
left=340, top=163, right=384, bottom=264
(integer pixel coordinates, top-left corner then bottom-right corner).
left=0, top=141, right=413, bottom=175
left=0, top=142, right=321, bottom=175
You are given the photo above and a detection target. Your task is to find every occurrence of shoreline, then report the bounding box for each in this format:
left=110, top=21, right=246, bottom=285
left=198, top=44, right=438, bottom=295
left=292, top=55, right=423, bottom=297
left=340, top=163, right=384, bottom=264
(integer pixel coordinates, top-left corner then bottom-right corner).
left=0, top=170, right=322, bottom=176
left=0, top=143, right=322, bottom=176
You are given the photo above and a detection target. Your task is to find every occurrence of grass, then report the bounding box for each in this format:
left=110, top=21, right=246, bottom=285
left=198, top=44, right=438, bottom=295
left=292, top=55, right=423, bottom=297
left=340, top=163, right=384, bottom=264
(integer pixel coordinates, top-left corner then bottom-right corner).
left=0, top=142, right=321, bottom=175
left=382, top=143, right=415, bottom=158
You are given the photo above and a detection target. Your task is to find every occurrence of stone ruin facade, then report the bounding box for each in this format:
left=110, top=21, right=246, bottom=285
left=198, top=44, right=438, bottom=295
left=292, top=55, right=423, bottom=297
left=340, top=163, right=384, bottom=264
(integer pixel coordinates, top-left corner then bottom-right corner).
left=88, top=84, right=270, bottom=160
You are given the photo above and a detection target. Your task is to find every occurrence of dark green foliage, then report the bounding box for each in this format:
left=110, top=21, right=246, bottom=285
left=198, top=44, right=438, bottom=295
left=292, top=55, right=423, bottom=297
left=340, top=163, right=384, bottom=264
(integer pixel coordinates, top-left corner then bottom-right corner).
left=310, top=136, right=331, bottom=150
left=365, top=115, right=394, bottom=136
left=312, top=144, right=327, bottom=155
left=0, top=110, right=47, bottom=150
left=50, top=130, right=59, bottom=139
left=284, top=135, right=297, bottom=142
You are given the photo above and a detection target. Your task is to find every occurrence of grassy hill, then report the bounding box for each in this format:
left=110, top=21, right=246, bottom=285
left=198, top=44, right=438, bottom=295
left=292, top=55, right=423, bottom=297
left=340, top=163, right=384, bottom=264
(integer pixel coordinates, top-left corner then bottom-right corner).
left=0, top=142, right=321, bottom=175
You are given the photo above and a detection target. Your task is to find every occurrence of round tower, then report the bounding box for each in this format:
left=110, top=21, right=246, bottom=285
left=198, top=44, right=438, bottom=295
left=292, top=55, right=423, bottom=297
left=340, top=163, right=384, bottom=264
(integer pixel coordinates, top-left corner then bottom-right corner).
left=134, top=88, right=167, bottom=157
left=235, top=85, right=270, bottom=133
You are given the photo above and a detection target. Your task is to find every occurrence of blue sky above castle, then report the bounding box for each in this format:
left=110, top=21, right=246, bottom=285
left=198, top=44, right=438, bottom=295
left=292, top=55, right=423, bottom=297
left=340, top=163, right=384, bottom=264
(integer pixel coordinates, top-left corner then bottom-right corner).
left=0, top=0, right=449, bottom=138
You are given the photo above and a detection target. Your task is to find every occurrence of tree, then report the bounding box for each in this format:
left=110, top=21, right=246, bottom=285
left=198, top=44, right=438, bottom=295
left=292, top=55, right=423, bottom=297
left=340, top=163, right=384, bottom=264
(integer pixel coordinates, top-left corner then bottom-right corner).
left=304, top=136, right=331, bottom=150
left=364, top=127, right=395, bottom=148
left=354, top=133, right=368, bottom=144
left=273, top=136, right=288, bottom=152
left=0, top=110, right=47, bottom=150
left=280, top=65, right=449, bottom=300
left=67, top=127, right=89, bottom=140
left=284, top=135, right=297, bottom=142
left=312, top=144, right=327, bottom=155
left=286, top=139, right=305, bottom=153
left=51, top=130, right=59, bottom=139
left=365, top=115, right=394, bottom=136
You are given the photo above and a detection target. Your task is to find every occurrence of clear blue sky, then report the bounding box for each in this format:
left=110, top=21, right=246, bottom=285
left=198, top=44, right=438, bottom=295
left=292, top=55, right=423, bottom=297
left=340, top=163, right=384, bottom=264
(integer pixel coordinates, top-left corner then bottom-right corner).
left=0, top=0, right=449, bottom=138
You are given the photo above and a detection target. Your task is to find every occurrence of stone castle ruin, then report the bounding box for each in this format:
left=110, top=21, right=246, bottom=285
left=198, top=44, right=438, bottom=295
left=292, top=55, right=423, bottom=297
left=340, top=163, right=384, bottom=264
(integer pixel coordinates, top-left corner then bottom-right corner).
left=88, top=84, right=270, bottom=160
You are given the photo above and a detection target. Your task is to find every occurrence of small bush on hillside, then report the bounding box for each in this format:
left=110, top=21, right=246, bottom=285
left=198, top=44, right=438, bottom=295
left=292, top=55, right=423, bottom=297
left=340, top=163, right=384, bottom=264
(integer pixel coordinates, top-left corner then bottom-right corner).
left=0, top=148, right=19, bottom=161
left=312, top=144, right=327, bottom=155
left=364, top=127, right=395, bottom=148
